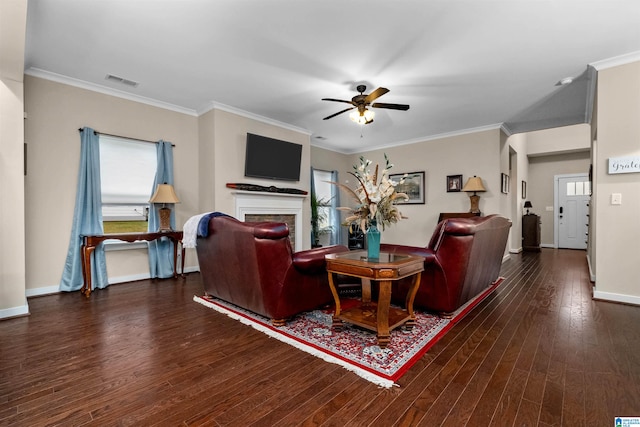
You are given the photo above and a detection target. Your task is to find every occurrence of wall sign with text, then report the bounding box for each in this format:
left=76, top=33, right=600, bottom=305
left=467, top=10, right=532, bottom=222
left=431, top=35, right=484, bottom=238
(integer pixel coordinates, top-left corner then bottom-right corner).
left=608, top=156, right=640, bottom=174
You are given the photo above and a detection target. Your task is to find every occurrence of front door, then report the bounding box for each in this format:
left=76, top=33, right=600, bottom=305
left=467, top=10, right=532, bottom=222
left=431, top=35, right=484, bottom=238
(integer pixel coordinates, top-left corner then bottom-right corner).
left=557, top=174, right=590, bottom=249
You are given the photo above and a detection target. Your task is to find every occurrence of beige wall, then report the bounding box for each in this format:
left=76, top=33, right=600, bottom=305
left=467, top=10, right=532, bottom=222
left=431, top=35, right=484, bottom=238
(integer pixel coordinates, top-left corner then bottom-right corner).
left=527, top=124, right=591, bottom=156
left=24, top=76, right=199, bottom=292
left=323, top=129, right=506, bottom=248
left=210, top=109, right=311, bottom=246
left=528, top=151, right=591, bottom=245
left=593, top=60, right=640, bottom=303
left=0, top=0, right=28, bottom=317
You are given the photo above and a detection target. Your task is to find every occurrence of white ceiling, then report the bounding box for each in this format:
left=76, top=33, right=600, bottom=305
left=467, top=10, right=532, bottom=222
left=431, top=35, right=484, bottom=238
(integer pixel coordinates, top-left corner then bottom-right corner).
left=24, top=0, right=640, bottom=153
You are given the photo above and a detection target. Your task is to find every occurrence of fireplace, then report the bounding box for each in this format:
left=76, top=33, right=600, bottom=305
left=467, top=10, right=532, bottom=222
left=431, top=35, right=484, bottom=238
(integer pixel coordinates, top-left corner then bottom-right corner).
left=232, top=191, right=305, bottom=251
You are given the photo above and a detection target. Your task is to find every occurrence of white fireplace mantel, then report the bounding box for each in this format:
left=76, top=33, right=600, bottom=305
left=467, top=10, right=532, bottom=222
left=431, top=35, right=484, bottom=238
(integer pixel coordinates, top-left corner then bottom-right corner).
left=232, top=190, right=306, bottom=250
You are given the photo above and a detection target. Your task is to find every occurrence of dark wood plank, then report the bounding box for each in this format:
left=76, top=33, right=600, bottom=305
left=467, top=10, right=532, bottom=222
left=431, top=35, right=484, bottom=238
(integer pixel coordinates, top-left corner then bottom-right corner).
left=1, top=249, right=640, bottom=426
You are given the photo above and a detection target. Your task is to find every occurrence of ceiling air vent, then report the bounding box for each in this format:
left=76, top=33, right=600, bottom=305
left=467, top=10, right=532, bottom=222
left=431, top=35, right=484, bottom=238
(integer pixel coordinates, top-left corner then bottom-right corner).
left=105, top=74, right=139, bottom=88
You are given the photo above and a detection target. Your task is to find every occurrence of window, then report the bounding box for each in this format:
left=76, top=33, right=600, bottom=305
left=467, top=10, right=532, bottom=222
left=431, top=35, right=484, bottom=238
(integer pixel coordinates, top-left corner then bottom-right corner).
left=99, top=135, right=156, bottom=233
left=312, top=169, right=334, bottom=244
left=566, top=179, right=590, bottom=197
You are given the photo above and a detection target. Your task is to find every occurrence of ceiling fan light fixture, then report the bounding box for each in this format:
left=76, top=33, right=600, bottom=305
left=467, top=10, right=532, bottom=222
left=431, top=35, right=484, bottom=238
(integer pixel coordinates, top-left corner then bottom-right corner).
left=350, top=109, right=374, bottom=125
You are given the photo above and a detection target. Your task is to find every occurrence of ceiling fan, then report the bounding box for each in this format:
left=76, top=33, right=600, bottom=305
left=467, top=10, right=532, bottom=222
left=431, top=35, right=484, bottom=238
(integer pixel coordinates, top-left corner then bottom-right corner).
left=322, top=85, right=410, bottom=124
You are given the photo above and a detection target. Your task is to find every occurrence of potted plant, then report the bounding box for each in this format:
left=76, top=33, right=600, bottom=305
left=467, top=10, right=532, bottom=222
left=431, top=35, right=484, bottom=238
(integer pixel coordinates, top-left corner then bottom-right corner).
left=310, top=194, right=332, bottom=248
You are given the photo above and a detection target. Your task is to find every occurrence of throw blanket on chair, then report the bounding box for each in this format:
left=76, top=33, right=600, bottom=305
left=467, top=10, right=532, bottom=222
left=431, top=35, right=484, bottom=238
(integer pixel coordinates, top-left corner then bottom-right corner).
left=182, top=212, right=233, bottom=248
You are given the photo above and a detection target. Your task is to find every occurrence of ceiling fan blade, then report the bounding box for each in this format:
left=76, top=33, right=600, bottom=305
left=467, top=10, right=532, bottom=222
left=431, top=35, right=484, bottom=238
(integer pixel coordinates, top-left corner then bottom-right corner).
left=371, top=102, right=410, bottom=111
left=321, top=98, right=355, bottom=105
left=364, top=87, right=389, bottom=104
left=323, top=107, right=355, bottom=120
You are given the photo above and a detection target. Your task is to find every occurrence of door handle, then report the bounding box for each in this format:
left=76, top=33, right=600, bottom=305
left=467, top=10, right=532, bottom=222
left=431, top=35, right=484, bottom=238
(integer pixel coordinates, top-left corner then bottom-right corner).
left=559, top=206, right=563, bottom=218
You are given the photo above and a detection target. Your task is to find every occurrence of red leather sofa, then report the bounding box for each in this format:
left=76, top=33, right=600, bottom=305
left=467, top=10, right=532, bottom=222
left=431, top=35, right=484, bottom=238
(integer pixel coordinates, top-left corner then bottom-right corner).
left=381, top=214, right=511, bottom=316
left=196, top=215, right=348, bottom=325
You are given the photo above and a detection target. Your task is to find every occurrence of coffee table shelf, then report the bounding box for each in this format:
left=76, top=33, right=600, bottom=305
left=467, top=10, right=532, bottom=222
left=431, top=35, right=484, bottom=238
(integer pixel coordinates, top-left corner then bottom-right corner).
left=325, top=250, right=424, bottom=348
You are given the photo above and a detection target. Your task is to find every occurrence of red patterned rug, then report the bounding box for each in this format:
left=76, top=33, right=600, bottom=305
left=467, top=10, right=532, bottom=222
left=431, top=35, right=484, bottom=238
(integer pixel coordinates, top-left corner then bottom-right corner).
left=193, top=278, right=502, bottom=388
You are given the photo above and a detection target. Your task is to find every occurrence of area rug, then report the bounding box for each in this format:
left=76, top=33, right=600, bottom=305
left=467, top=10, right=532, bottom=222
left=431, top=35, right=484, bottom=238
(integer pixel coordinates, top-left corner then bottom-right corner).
left=193, top=278, right=503, bottom=388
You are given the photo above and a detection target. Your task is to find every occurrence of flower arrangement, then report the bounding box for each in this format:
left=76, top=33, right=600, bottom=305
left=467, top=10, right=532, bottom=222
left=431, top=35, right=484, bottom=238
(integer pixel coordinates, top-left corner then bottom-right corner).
left=335, top=154, right=409, bottom=232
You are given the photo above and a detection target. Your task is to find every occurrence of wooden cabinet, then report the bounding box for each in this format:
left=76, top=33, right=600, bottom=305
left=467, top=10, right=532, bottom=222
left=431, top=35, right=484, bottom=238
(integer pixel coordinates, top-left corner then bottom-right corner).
left=522, top=214, right=541, bottom=252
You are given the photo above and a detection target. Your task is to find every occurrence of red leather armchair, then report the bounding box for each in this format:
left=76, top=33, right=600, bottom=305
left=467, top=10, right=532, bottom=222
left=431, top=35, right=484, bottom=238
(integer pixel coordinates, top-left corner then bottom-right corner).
left=196, top=215, right=349, bottom=325
left=381, top=214, right=511, bottom=316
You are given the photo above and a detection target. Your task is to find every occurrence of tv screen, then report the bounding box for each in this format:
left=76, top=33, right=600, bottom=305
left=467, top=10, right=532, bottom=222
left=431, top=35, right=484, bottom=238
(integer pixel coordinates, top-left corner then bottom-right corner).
left=244, top=133, right=303, bottom=181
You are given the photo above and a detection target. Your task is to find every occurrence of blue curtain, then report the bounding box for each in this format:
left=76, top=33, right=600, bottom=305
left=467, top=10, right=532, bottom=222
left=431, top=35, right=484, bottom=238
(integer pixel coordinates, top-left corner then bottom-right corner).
left=59, top=127, right=109, bottom=292
left=330, top=170, right=342, bottom=245
left=148, top=141, right=176, bottom=278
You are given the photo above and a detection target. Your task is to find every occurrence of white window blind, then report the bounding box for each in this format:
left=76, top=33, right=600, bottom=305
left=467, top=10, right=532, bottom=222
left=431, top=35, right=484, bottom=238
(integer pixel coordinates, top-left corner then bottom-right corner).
left=99, top=135, right=157, bottom=221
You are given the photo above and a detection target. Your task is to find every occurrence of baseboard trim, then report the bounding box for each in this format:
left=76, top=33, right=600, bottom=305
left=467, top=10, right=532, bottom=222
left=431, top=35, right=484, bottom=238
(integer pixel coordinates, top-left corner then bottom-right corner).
left=0, top=301, right=30, bottom=320
left=26, top=285, right=59, bottom=298
left=540, top=243, right=556, bottom=249
left=509, top=247, right=522, bottom=254
left=593, top=290, right=640, bottom=306
left=586, top=254, right=596, bottom=283
left=25, top=266, right=201, bottom=298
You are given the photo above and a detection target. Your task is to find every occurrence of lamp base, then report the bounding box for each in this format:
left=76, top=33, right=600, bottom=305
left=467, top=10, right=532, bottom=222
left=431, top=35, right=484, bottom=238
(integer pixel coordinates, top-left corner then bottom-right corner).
left=468, top=194, right=481, bottom=214
left=157, top=207, right=173, bottom=232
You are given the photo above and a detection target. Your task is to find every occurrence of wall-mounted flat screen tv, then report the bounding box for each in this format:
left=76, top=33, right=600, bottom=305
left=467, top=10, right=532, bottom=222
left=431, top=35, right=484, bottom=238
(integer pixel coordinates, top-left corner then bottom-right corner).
left=244, top=133, right=302, bottom=181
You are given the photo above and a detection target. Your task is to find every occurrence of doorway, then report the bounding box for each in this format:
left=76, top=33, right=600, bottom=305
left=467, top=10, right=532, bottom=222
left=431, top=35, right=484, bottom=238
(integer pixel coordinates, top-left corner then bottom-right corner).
left=554, top=173, right=590, bottom=249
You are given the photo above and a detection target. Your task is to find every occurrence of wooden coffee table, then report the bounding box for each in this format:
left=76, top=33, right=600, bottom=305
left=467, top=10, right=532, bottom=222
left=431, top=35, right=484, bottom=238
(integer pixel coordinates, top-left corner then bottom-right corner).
left=325, top=250, right=424, bottom=348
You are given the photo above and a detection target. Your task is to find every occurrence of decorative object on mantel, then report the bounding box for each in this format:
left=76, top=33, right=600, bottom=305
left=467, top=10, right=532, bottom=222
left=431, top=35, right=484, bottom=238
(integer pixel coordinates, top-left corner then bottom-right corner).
left=226, top=183, right=308, bottom=195
left=149, top=183, right=180, bottom=232
left=524, top=200, right=533, bottom=215
left=462, top=175, right=486, bottom=214
left=333, top=154, right=408, bottom=259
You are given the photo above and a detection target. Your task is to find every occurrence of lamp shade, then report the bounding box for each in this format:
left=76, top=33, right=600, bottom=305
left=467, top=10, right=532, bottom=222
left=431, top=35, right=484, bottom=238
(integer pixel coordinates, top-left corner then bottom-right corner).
left=149, top=184, right=180, bottom=204
left=524, top=201, right=533, bottom=209
left=462, top=176, right=486, bottom=193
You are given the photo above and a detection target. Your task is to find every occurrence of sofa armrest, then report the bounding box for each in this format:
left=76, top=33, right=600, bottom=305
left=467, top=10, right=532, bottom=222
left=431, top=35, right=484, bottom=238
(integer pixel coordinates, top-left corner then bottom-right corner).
left=292, top=245, right=349, bottom=273
left=380, top=244, right=436, bottom=265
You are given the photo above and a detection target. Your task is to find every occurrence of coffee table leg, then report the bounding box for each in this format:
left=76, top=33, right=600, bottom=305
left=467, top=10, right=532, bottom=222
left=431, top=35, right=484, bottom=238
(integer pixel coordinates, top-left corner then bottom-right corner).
left=377, top=280, right=392, bottom=348
left=326, top=272, right=343, bottom=331
left=404, top=271, right=422, bottom=331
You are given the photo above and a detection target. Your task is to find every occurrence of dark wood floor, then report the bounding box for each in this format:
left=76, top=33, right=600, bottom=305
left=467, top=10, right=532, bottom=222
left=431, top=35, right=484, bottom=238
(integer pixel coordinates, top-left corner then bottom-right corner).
left=2, top=249, right=639, bottom=426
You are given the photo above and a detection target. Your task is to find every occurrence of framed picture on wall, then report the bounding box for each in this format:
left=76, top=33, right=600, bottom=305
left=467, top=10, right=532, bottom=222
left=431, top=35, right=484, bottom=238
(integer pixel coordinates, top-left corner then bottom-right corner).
left=521, top=180, right=527, bottom=198
left=446, top=175, right=463, bottom=192
left=501, top=173, right=510, bottom=194
left=390, top=171, right=425, bottom=204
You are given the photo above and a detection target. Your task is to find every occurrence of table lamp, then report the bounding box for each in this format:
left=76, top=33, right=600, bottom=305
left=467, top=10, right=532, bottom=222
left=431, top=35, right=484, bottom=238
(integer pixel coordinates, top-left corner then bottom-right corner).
left=149, top=183, right=180, bottom=232
left=461, top=176, right=486, bottom=214
left=524, top=200, right=533, bottom=215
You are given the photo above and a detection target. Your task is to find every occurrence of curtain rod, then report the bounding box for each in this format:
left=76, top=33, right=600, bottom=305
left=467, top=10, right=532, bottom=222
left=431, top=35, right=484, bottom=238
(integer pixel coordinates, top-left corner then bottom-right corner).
left=78, top=128, right=175, bottom=146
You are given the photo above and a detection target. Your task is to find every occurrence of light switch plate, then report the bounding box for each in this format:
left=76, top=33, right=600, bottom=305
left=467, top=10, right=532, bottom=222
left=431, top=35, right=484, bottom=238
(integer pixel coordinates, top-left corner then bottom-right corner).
left=545, top=206, right=554, bottom=211
left=611, top=193, right=622, bottom=205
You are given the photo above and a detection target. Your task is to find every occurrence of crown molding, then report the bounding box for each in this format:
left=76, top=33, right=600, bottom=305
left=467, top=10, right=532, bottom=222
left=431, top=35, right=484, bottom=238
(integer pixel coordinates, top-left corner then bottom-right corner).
left=590, top=50, right=640, bottom=71
left=199, top=101, right=312, bottom=136
left=25, top=68, right=199, bottom=116
left=339, top=123, right=503, bottom=154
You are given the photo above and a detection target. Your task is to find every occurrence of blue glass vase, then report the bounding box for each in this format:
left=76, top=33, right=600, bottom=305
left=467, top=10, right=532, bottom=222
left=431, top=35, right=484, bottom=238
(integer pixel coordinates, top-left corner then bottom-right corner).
left=366, top=221, right=381, bottom=260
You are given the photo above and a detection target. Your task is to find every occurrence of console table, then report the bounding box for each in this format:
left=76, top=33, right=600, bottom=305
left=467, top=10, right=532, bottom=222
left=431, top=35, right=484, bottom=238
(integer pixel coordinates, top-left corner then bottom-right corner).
left=80, top=231, right=184, bottom=298
left=325, top=250, right=424, bottom=348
